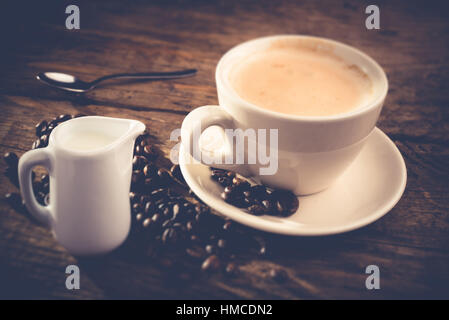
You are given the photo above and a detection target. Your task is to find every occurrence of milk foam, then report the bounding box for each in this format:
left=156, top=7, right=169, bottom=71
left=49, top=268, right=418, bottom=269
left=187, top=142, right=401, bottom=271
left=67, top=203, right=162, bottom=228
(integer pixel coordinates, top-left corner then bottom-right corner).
left=229, top=44, right=373, bottom=117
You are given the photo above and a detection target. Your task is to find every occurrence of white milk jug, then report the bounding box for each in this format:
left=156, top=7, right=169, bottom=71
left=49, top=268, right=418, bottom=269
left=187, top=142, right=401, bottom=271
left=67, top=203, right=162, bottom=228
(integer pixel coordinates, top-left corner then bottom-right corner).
left=18, top=116, right=145, bottom=255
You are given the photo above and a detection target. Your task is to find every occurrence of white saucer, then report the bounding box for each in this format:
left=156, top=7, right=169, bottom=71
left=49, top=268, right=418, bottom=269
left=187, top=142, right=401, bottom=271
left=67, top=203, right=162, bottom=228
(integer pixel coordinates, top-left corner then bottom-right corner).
left=179, top=128, right=407, bottom=236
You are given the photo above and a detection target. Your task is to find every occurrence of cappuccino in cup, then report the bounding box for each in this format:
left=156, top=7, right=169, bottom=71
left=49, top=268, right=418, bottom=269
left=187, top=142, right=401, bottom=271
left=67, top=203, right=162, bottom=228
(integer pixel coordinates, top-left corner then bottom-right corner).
left=181, top=35, right=388, bottom=195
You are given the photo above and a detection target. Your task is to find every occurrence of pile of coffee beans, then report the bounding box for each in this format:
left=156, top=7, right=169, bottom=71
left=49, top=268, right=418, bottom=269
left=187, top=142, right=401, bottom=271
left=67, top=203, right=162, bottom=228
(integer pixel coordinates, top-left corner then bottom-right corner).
left=210, top=168, right=299, bottom=217
left=127, top=134, right=269, bottom=274
left=3, top=114, right=291, bottom=279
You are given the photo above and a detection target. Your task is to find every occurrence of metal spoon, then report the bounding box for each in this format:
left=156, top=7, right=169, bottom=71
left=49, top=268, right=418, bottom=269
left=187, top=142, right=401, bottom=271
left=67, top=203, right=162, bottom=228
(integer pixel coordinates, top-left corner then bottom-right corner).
left=36, top=69, right=197, bottom=92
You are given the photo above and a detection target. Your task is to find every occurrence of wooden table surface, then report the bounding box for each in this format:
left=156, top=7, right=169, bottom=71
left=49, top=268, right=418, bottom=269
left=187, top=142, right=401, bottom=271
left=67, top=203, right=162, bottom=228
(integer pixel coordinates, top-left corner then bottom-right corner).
left=0, top=0, right=448, bottom=299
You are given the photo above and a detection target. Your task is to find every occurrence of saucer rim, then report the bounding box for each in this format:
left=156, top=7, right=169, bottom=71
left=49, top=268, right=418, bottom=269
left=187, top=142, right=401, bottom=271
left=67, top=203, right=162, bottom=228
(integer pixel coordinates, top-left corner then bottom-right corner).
left=179, top=127, right=407, bottom=236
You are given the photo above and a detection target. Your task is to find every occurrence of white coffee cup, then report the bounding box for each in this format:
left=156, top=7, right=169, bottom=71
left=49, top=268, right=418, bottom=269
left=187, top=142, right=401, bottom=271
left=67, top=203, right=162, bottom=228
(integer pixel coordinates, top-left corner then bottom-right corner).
left=181, top=35, right=388, bottom=195
left=18, top=116, right=145, bottom=255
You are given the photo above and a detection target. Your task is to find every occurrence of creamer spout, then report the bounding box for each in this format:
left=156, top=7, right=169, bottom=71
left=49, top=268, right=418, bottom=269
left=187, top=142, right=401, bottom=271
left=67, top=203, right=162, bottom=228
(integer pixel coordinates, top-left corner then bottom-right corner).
left=127, top=120, right=146, bottom=140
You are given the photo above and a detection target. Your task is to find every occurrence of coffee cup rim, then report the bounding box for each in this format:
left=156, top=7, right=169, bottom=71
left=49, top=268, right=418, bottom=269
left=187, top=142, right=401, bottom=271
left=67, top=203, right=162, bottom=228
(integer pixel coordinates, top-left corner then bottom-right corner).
left=216, top=34, right=388, bottom=123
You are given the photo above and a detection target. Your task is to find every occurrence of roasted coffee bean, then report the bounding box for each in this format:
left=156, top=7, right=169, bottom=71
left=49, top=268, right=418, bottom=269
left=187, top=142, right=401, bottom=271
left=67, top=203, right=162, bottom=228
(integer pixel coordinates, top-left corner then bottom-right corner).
left=210, top=169, right=225, bottom=181
left=172, top=203, right=180, bottom=216
left=186, top=221, right=195, bottom=232
left=271, top=190, right=299, bottom=217
left=142, top=217, right=152, bottom=228
left=137, top=132, right=150, bottom=150
left=132, top=155, right=148, bottom=170
left=40, top=174, right=49, bottom=184
left=140, top=194, right=150, bottom=204
left=132, top=202, right=142, bottom=213
left=172, top=205, right=190, bottom=222
left=45, top=125, right=55, bottom=137
left=135, top=213, right=144, bottom=222
left=205, top=244, right=215, bottom=254
left=217, top=239, right=226, bottom=249
left=3, top=152, right=18, bottom=168
left=132, top=170, right=143, bottom=185
left=162, top=227, right=179, bottom=244
left=142, top=145, right=158, bottom=160
left=151, top=188, right=168, bottom=200
left=186, top=247, right=204, bottom=259
left=232, top=177, right=250, bottom=191
left=170, top=164, right=185, bottom=183
left=161, top=228, right=170, bottom=243
left=136, top=133, right=149, bottom=146
left=49, top=119, right=59, bottom=128
left=157, top=168, right=170, bottom=182
left=226, top=171, right=236, bottom=179
left=129, top=192, right=138, bottom=203
left=57, top=114, right=72, bottom=123
left=224, top=185, right=239, bottom=196
left=222, top=185, right=233, bottom=196
left=143, top=164, right=157, bottom=178
left=261, top=199, right=273, bottom=212
left=151, top=213, right=162, bottom=224
left=32, top=139, right=41, bottom=150
left=39, top=134, right=49, bottom=147
left=217, top=176, right=232, bottom=187
left=162, top=207, right=171, bottom=217
left=248, top=203, right=267, bottom=216
left=35, top=120, right=48, bottom=137
left=222, top=221, right=232, bottom=232
left=221, top=186, right=246, bottom=208
left=134, top=144, right=143, bottom=155
left=210, top=168, right=232, bottom=177
left=172, top=222, right=184, bottom=229
left=243, top=196, right=255, bottom=207
left=183, top=201, right=193, bottom=209
left=144, top=201, right=155, bottom=215
left=245, top=185, right=270, bottom=200
left=162, top=219, right=172, bottom=229
left=201, top=255, right=220, bottom=272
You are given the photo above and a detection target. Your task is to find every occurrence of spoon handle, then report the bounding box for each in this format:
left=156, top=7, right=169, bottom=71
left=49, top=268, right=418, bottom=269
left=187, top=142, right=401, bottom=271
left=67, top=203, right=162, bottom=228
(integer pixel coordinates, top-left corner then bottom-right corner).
left=92, top=69, right=197, bottom=85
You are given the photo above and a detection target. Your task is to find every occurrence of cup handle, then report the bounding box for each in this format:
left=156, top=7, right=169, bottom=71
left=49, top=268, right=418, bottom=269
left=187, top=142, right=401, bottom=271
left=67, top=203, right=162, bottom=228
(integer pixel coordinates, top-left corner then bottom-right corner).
left=18, top=148, right=54, bottom=228
left=181, top=105, right=251, bottom=176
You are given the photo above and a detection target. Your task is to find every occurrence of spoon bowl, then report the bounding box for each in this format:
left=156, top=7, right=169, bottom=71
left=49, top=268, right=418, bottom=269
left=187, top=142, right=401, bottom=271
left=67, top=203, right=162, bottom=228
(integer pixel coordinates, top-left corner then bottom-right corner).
left=37, top=72, right=91, bottom=92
